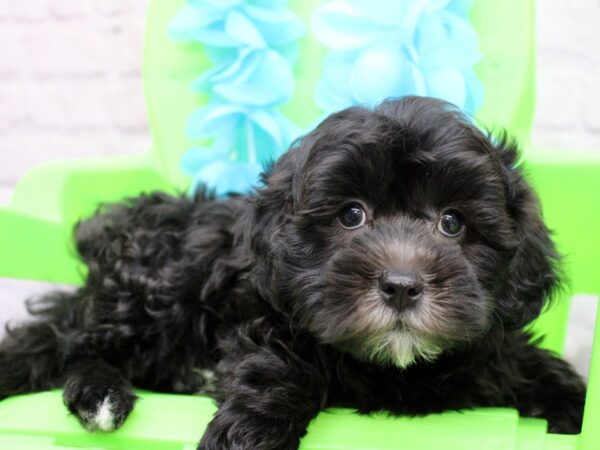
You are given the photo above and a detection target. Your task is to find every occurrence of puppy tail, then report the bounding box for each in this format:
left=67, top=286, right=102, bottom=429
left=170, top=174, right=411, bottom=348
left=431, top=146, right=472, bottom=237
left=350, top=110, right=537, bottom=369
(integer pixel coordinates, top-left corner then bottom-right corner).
left=0, top=291, right=80, bottom=397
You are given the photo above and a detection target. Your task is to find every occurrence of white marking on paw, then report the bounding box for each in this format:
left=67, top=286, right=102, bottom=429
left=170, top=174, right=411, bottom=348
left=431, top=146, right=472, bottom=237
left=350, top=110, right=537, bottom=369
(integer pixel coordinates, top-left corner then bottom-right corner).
left=94, top=396, right=116, bottom=431
left=81, top=396, right=116, bottom=432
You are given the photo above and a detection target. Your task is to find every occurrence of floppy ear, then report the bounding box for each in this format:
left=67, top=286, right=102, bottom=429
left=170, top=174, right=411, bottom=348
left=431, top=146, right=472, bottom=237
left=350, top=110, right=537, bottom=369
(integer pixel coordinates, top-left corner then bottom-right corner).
left=492, top=136, right=562, bottom=329
left=239, top=146, right=302, bottom=257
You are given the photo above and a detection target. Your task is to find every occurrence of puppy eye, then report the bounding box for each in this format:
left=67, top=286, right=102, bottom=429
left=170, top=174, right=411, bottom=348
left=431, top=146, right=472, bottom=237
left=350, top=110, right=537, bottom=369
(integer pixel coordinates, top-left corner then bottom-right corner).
left=438, top=211, right=464, bottom=237
left=338, top=203, right=367, bottom=230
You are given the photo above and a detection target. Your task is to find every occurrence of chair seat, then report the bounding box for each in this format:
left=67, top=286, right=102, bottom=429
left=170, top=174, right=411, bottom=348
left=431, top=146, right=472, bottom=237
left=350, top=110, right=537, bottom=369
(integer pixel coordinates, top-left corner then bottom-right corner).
left=0, top=390, right=572, bottom=450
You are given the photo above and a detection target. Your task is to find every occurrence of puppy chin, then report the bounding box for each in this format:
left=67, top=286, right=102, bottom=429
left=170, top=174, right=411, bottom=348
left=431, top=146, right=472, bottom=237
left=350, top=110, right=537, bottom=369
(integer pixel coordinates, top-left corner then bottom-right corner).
left=349, top=327, right=444, bottom=369
left=323, top=297, right=447, bottom=369
left=319, top=289, right=487, bottom=369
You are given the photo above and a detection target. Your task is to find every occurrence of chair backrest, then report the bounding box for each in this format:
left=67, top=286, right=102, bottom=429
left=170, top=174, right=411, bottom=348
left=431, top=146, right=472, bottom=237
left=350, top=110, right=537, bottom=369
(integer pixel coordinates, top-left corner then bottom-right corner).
left=143, top=0, right=536, bottom=189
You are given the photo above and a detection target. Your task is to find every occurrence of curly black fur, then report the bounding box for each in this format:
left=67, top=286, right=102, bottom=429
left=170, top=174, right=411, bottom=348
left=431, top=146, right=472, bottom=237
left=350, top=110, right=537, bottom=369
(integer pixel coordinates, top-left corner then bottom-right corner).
left=0, top=97, right=585, bottom=449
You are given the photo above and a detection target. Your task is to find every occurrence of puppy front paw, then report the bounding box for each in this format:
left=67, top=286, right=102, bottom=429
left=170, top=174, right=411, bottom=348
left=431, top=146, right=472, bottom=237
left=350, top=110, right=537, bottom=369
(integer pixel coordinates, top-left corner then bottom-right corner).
left=545, top=400, right=584, bottom=435
left=520, top=380, right=585, bottom=435
left=63, top=377, right=137, bottom=432
left=199, top=432, right=300, bottom=450
left=198, top=415, right=302, bottom=450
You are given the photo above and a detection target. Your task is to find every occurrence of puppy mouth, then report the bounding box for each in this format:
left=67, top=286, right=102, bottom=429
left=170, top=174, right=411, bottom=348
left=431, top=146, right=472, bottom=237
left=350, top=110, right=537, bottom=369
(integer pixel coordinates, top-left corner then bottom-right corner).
left=352, top=320, right=446, bottom=369
left=391, top=320, right=416, bottom=333
left=311, top=285, right=483, bottom=369
left=309, top=245, right=490, bottom=368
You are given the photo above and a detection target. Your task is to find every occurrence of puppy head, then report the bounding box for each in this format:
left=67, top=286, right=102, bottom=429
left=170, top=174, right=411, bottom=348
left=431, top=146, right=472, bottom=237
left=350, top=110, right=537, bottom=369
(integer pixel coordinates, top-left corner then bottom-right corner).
left=248, top=96, right=560, bottom=368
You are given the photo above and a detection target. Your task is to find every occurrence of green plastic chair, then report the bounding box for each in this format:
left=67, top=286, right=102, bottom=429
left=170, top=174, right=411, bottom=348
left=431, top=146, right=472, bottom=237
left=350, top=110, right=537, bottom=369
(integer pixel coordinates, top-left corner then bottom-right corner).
left=1, top=0, right=599, bottom=449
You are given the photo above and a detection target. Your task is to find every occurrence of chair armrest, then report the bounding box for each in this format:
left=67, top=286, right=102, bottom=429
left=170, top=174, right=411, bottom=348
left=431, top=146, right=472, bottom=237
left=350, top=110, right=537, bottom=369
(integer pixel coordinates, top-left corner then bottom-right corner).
left=524, top=145, right=600, bottom=295
left=522, top=146, right=600, bottom=354
left=578, top=302, right=600, bottom=450
left=524, top=146, right=600, bottom=449
left=1, top=151, right=175, bottom=284
left=0, top=208, right=81, bottom=284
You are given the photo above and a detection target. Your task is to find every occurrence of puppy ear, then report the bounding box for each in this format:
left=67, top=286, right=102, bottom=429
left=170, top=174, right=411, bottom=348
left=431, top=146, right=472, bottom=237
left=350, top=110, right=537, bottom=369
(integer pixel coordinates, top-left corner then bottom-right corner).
left=240, top=147, right=300, bottom=258
left=491, top=135, right=561, bottom=329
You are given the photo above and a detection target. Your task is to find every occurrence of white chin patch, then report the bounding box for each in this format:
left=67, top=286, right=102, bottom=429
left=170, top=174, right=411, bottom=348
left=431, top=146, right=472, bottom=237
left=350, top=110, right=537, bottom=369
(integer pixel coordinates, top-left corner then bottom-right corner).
left=368, top=330, right=443, bottom=368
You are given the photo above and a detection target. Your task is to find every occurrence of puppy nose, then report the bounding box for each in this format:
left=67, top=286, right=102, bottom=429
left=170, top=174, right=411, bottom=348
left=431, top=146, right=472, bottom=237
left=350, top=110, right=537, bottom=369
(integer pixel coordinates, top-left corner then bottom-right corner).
left=378, top=271, right=423, bottom=311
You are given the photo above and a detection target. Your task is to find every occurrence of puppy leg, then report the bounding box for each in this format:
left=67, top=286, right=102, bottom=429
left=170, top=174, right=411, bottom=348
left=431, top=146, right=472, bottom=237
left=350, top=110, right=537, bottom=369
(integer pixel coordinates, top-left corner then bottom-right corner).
left=327, top=338, right=585, bottom=435
left=0, top=325, right=61, bottom=397
left=510, top=345, right=586, bottom=434
left=0, top=292, right=76, bottom=397
left=199, top=328, right=327, bottom=450
left=63, top=359, right=137, bottom=432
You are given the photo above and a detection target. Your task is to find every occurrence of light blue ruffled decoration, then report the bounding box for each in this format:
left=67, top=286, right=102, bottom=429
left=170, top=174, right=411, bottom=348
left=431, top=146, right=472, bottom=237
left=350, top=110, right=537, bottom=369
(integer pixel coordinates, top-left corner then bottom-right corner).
left=169, top=0, right=305, bottom=196
left=312, top=0, right=483, bottom=115
left=170, top=0, right=484, bottom=195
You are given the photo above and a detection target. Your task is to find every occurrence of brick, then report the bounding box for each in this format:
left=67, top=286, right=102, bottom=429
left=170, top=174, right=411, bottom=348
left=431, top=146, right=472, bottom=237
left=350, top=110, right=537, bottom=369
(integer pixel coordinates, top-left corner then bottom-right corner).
left=132, top=0, right=150, bottom=14
left=48, top=0, right=88, bottom=20
left=533, top=0, right=600, bottom=149
left=0, top=29, right=25, bottom=77
left=23, top=81, right=68, bottom=130
left=0, top=0, right=9, bottom=19
left=8, top=0, right=48, bottom=22
left=90, top=0, right=131, bottom=16
left=106, top=79, right=149, bottom=132
left=0, top=82, right=27, bottom=132
left=583, top=74, right=600, bottom=133
left=23, top=25, right=106, bottom=78
left=89, top=7, right=146, bottom=77
left=533, top=69, right=581, bottom=130
left=60, top=80, right=114, bottom=130
left=0, top=186, right=12, bottom=205
left=93, top=23, right=144, bottom=77
left=536, top=1, right=600, bottom=69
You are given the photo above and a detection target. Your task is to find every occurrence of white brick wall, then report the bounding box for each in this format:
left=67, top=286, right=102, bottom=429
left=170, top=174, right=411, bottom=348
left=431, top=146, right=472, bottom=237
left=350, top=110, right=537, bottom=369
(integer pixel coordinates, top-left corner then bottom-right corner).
left=0, top=0, right=150, bottom=189
left=0, top=0, right=599, bottom=195
left=533, top=0, right=600, bottom=150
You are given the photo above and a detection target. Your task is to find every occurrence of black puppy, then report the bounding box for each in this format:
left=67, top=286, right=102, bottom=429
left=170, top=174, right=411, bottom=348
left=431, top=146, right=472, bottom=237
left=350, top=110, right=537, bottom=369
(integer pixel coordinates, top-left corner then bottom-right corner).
left=0, top=97, right=586, bottom=449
